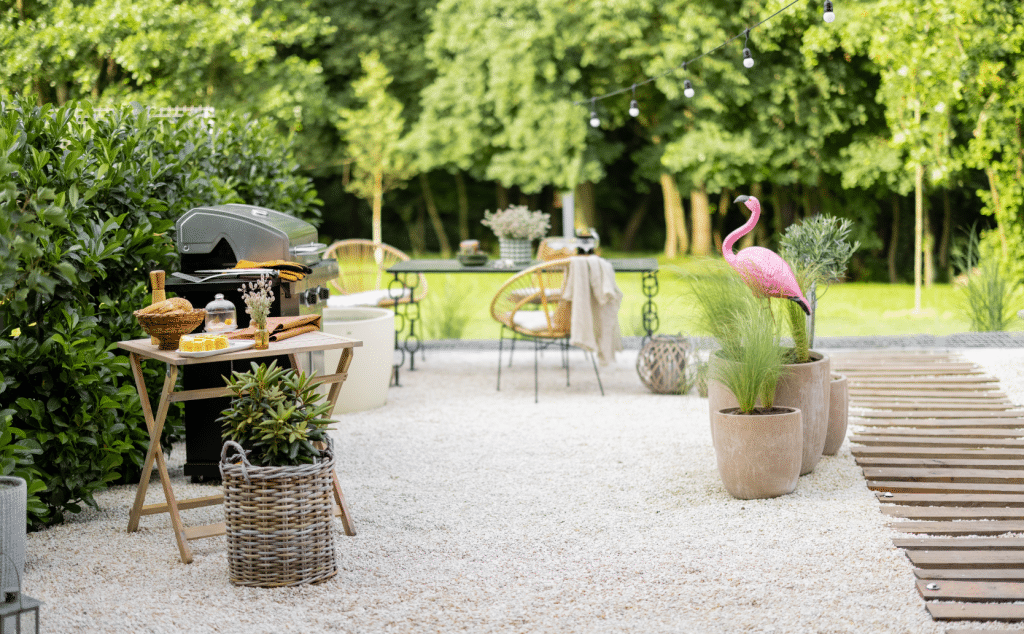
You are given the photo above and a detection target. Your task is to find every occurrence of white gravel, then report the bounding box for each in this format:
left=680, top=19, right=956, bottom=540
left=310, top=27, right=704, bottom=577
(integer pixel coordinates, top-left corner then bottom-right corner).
left=22, top=347, right=1024, bottom=634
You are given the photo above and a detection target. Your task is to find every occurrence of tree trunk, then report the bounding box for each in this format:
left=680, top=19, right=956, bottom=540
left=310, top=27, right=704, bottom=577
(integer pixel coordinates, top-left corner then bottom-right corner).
left=419, top=173, right=450, bottom=257
left=372, top=168, right=384, bottom=245
left=455, top=172, right=470, bottom=241
left=690, top=184, right=712, bottom=257
left=888, top=195, right=900, bottom=284
left=924, top=212, right=935, bottom=288
left=939, top=188, right=952, bottom=272
left=574, top=181, right=597, bottom=233
left=495, top=183, right=509, bottom=210
left=984, top=167, right=1009, bottom=260
left=914, top=162, right=923, bottom=311
left=659, top=173, right=687, bottom=258
left=622, top=194, right=650, bottom=252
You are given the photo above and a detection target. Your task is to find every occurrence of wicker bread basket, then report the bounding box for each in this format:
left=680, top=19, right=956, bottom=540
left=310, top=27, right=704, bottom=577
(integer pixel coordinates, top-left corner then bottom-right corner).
left=220, top=440, right=338, bottom=588
left=133, top=309, right=206, bottom=350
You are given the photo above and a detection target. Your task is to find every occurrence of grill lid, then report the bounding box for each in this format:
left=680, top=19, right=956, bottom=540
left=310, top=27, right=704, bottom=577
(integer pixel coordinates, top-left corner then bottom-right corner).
left=176, top=204, right=317, bottom=264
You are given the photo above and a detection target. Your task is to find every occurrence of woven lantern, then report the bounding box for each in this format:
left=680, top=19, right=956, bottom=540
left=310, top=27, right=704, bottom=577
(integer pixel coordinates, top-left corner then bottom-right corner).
left=636, top=335, right=690, bottom=394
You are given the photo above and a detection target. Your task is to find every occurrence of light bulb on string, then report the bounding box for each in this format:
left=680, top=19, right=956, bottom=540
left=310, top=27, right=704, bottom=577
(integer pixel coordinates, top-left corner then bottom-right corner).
left=823, top=0, right=835, bottom=22
left=742, top=30, right=754, bottom=68
left=589, top=98, right=600, bottom=128
left=628, top=84, right=640, bottom=117
left=684, top=80, right=695, bottom=99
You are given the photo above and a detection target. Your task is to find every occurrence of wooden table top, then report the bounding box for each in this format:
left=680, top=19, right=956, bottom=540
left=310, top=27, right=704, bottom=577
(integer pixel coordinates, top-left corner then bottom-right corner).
left=117, top=331, right=362, bottom=366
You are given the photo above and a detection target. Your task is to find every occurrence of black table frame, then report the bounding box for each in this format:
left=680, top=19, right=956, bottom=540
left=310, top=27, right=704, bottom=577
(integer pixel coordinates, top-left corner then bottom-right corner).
left=385, top=257, right=660, bottom=379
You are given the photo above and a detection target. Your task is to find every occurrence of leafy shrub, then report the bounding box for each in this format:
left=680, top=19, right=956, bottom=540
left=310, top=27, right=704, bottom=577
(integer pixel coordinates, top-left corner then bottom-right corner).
left=0, top=96, right=321, bottom=527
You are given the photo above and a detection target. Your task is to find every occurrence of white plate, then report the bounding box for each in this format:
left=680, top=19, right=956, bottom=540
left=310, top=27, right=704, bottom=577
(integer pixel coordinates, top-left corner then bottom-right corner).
left=176, top=340, right=255, bottom=358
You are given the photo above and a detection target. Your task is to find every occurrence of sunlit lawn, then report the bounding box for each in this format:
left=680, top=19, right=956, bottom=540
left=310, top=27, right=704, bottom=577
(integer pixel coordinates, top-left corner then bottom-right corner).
left=394, top=252, right=1022, bottom=341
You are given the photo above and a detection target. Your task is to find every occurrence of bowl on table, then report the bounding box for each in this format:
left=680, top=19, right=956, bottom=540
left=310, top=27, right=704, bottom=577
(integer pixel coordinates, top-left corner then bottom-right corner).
left=134, top=309, right=207, bottom=350
left=457, top=253, right=489, bottom=267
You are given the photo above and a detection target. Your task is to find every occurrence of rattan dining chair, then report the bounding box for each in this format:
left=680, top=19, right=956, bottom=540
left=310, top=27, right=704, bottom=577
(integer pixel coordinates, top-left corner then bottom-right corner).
left=322, top=239, right=428, bottom=307
left=489, top=257, right=604, bottom=402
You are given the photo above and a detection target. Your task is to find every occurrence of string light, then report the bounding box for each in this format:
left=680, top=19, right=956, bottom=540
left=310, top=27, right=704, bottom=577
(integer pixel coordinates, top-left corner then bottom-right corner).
left=628, top=85, right=640, bottom=117
left=574, top=0, right=821, bottom=122
left=823, top=0, right=835, bottom=22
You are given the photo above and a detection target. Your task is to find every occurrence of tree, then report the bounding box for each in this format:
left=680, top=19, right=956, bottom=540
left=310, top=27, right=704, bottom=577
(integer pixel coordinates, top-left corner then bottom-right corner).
left=335, top=52, right=415, bottom=244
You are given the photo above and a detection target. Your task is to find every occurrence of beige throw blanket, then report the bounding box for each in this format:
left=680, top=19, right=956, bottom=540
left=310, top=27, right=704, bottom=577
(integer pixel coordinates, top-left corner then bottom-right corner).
left=564, top=256, right=623, bottom=365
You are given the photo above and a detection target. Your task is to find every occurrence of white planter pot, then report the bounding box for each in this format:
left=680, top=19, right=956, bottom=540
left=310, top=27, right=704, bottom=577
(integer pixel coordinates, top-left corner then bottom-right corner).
left=323, top=307, right=395, bottom=414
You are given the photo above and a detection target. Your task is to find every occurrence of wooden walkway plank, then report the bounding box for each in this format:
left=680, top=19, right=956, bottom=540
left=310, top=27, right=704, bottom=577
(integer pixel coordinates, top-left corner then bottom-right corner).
left=876, top=493, right=1024, bottom=506
left=915, top=568, right=1024, bottom=581
left=908, top=550, right=1024, bottom=568
left=890, top=521, right=1024, bottom=535
left=853, top=428, right=1024, bottom=438
left=851, top=389, right=1006, bottom=399
left=856, top=410, right=1024, bottom=419
left=854, top=446, right=1024, bottom=460
left=851, top=435, right=1024, bottom=448
left=881, top=506, right=1024, bottom=520
left=864, top=458, right=1024, bottom=470
left=853, top=403, right=1015, bottom=412
left=917, top=578, right=1024, bottom=601
left=927, top=602, right=1024, bottom=622
left=895, top=537, right=1024, bottom=550
left=864, top=467, right=1024, bottom=483
left=868, top=481, right=1024, bottom=495
left=854, top=419, right=1024, bottom=429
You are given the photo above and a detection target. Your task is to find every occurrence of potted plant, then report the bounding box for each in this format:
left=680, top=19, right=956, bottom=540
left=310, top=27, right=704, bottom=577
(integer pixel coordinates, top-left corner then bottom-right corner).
left=779, top=215, right=859, bottom=460
left=691, top=269, right=802, bottom=499
left=481, top=204, right=551, bottom=264
left=218, top=360, right=338, bottom=587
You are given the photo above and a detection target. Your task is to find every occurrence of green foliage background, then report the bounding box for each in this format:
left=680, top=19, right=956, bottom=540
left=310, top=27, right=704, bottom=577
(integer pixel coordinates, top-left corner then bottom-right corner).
left=0, top=97, right=321, bottom=527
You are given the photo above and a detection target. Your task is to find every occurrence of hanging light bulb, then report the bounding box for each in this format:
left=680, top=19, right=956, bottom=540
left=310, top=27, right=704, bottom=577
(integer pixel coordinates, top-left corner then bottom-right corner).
left=628, top=84, right=640, bottom=117
left=589, top=98, right=600, bottom=128
left=823, top=0, right=835, bottom=22
left=684, top=79, right=695, bottom=99
left=743, top=48, right=755, bottom=68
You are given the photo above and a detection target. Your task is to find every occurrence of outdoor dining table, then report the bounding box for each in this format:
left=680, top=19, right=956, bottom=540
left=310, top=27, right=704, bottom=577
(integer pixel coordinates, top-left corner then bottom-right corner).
left=385, top=256, right=660, bottom=376
left=116, top=331, right=361, bottom=564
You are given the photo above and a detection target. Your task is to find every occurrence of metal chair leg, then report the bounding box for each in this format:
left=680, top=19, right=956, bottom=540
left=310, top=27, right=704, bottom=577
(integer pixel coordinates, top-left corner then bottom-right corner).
left=533, top=336, right=540, bottom=403
left=497, top=326, right=505, bottom=391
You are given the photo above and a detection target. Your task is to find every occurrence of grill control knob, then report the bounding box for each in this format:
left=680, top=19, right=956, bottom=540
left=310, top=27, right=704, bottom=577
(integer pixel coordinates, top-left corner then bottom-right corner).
left=302, top=288, right=320, bottom=306
left=318, top=286, right=330, bottom=301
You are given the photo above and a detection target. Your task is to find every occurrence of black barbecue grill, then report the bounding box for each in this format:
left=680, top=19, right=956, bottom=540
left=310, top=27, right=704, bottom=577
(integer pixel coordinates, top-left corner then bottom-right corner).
left=165, top=203, right=338, bottom=480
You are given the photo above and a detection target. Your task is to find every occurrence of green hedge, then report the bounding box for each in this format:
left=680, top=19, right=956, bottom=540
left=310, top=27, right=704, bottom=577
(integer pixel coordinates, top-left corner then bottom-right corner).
left=0, top=97, right=322, bottom=528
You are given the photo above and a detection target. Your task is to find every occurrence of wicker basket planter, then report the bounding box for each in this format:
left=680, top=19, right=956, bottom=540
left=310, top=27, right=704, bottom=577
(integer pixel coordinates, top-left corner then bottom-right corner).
left=220, top=440, right=337, bottom=587
left=134, top=308, right=206, bottom=350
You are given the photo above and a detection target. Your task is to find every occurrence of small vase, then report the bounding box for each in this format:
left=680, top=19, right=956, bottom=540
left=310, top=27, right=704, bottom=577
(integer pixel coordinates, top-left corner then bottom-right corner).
left=498, top=237, right=533, bottom=264
left=254, top=326, right=270, bottom=350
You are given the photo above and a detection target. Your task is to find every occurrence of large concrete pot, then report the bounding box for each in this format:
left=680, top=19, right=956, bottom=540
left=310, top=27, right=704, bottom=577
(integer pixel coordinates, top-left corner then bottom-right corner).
left=707, top=350, right=830, bottom=475
left=823, top=373, right=849, bottom=455
left=0, top=476, right=26, bottom=598
left=712, top=407, right=802, bottom=499
left=323, top=307, right=395, bottom=414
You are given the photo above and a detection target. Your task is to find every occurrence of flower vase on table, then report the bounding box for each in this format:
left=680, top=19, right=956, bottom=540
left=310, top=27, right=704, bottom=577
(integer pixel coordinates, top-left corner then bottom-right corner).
left=240, top=273, right=275, bottom=350
left=482, top=205, right=550, bottom=265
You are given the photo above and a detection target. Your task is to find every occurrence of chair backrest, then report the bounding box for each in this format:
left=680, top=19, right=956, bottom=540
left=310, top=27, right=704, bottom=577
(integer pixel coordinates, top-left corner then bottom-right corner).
left=537, top=237, right=576, bottom=261
left=490, top=257, right=573, bottom=338
left=322, top=239, right=427, bottom=300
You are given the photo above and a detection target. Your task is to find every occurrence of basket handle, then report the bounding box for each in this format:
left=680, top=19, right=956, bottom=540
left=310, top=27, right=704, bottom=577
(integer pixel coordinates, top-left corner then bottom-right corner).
left=220, top=440, right=253, bottom=483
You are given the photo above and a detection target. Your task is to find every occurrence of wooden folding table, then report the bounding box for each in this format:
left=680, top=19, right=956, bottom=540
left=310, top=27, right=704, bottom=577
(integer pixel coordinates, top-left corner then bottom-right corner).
left=117, top=331, right=362, bottom=564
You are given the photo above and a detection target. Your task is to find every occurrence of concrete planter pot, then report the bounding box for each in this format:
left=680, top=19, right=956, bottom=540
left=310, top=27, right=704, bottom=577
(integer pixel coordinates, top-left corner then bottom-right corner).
left=707, top=350, right=831, bottom=475
left=711, top=407, right=802, bottom=499
left=823, top=373, right=849, bottom=456
left=0, top=476, right=26, bottom=598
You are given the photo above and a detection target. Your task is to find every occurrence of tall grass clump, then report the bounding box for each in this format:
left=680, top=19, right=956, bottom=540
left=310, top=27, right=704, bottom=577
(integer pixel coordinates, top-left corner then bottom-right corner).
left=688, top=267, right=786, bottom=413
left=952, top=227, right=1021, bottom=332
left=423, top=275, right=476, bottom=340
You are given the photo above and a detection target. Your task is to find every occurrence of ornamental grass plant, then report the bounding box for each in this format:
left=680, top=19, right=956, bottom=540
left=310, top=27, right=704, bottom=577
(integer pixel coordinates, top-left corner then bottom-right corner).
left=952, top=227, right=1022, bottom=332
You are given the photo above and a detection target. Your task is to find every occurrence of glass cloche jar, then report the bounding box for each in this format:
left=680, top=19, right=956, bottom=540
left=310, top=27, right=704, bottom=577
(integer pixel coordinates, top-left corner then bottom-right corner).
left=204, top=293, right=237, bottom=333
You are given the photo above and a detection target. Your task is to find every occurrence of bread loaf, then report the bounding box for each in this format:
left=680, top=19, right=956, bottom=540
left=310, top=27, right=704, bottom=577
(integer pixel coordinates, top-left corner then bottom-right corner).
left=139, top=297, right=193, bottom=314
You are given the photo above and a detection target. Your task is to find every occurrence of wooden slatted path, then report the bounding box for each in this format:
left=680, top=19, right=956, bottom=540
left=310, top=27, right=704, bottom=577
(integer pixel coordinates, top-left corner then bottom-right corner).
left=836, top=350, right=1024, bottom=630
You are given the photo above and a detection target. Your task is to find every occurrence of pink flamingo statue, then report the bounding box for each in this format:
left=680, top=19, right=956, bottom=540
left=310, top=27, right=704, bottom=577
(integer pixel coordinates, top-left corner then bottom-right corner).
left=723, top=195, right=811, bottom=315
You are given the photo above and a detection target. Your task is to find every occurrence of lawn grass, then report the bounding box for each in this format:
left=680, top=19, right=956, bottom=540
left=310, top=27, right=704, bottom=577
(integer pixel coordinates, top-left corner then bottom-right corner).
left=370, top=251, right=1022, bottom=341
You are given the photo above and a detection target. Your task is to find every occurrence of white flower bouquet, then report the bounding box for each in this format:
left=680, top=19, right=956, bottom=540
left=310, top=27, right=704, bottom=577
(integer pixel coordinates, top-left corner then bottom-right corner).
left=481, top=205, right=551, bottom=240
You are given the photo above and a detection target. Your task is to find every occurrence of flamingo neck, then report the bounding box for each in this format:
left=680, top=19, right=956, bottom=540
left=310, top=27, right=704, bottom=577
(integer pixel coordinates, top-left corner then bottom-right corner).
left=722, top=198, right=760, bottom=262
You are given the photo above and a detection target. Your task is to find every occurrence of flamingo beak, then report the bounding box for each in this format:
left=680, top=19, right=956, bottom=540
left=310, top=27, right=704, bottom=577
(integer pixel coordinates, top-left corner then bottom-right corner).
left=733, top=195, right=750, bottom=204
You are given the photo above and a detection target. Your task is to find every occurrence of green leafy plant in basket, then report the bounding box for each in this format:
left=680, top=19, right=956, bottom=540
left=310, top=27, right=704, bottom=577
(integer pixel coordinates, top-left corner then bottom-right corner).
left=218, top=360, right=335, bottom=466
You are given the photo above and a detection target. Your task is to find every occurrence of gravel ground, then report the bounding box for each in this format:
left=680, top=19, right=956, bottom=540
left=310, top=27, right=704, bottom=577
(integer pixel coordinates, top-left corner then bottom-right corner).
left=20, top=347, right=1024, bottom=634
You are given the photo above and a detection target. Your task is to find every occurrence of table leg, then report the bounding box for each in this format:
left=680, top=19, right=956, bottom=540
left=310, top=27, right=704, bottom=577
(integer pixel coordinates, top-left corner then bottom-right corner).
left=126, top=355, right=194, bottom=564
left=641, top=270, right=660, bottom=343
left=318, top=346, right=357, bottom=536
